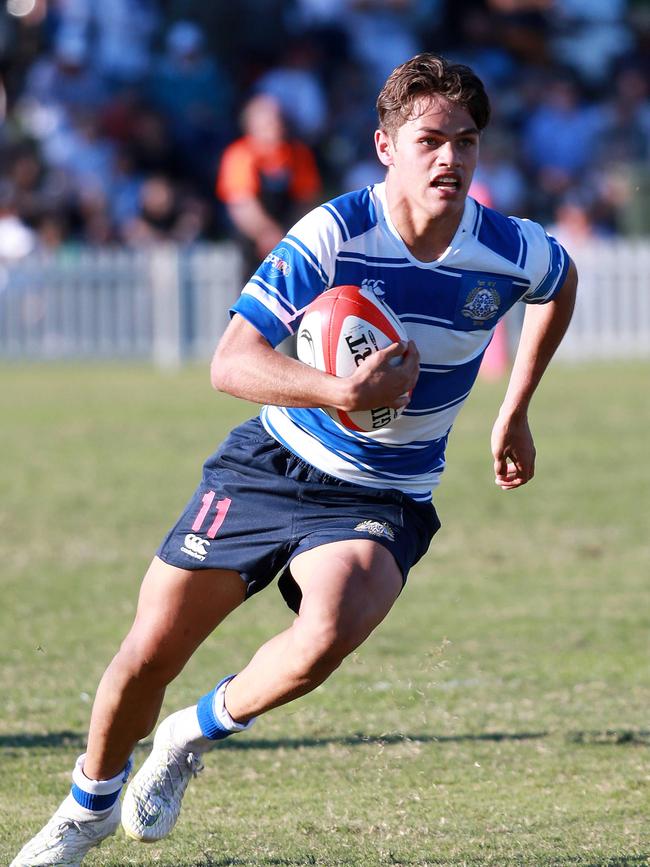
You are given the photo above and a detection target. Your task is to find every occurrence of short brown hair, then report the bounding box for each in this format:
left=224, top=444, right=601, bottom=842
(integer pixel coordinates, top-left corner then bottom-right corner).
left=377, top=53, right=491, bottom=139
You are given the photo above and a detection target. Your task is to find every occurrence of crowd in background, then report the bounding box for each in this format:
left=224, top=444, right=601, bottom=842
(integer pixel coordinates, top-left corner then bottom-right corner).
left=0, top=0, right=648, bottom=263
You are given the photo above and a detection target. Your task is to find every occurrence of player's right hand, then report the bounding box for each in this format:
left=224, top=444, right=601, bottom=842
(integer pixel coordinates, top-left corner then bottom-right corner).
left=344, top=339, right=420, bottom=411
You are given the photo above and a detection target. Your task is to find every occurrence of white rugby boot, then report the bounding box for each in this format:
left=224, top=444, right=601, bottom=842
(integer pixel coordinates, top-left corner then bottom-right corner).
left=121, top=710, right=204, bottom=842
left=9, top=795, right=121, bottom=866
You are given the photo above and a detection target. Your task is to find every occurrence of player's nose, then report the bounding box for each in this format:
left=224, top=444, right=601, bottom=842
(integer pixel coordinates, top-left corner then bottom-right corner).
left=436, top=141, right=462, bottom=166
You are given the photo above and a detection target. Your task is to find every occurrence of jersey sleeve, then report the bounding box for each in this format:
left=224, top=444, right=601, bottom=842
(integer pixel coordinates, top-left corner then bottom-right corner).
left=230, top=204, right=340, bottom=346
left=513, top=217, right=570, bottom=304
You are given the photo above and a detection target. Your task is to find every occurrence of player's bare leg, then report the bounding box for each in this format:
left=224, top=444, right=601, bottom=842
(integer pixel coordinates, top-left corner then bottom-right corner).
left=122, top=539, right=403, bottom=842
left=225, top=539, right=403, bottom=720
left=10, top=558, right=245, bottom=867
left=84, top=558, right=246, bottom=780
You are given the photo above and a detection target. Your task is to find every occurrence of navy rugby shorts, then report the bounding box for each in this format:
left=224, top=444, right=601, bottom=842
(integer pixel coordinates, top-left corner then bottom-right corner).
left=157, top=418, right=441, bottom=613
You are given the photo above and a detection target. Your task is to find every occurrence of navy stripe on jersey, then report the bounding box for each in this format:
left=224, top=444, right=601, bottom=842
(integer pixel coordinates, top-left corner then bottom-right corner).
left=285, top=234, right=329, bottom=285
left=514, top=221, right=528, bottom=268
left=478, top=208, right=527, bottom=267
left=322, top=203, right=350, bottom=241
left=328, top=185, right=378, bottom=237
left=471, top=203, right=483, bottom=236
left=525, top=235, right=568, bottom=303
left=405, top=354, right=483, bottom=413
left=284, top=408, right=449, bottom=478
left=249, top=275, right=297, bottom=319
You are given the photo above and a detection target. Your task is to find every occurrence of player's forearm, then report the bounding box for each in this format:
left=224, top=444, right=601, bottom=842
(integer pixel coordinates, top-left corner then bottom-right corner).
left=212, top=332, right=344, bottom=409
left=499, top=261, right=577, bottom=420
left=211, top=315, right=417, bottom=412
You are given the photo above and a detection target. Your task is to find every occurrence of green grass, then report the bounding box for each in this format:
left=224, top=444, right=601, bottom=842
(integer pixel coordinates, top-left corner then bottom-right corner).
left=1, top=361, right=648, bottom=866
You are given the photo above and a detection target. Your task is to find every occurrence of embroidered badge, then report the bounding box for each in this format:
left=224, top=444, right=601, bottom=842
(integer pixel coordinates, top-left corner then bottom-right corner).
left=354, top=520, right=396, bottom=541
left=461, top=280, right=501, bottom=325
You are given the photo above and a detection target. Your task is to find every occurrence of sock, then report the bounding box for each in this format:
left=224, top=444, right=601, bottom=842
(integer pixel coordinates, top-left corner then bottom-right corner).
left=164, top=675, right=256, bottom=754
left=196, top=674, right=256, bottom=742
left=67, top=753, right=133, bottom=819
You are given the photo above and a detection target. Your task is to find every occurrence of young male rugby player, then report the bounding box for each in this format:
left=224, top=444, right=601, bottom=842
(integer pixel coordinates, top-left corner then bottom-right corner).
left=12, top=53, right=576, bottom=865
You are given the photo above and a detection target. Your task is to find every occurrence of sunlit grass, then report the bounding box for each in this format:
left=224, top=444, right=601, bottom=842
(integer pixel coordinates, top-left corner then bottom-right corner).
left=1, top=361, right=648, bottom=866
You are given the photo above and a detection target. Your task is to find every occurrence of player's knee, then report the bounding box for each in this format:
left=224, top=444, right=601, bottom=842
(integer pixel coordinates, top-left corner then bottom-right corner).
left=114, top=630, right=184, bottom=687
left=290, top=614, right=362, bottom=677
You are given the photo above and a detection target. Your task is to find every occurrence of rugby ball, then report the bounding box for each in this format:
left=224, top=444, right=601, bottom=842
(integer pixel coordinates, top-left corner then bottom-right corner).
left=296, top=284, right=408, bottom=432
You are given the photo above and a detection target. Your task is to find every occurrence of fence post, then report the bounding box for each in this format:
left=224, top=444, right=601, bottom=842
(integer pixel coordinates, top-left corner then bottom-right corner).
left=150, top=244, right=182, bottom=370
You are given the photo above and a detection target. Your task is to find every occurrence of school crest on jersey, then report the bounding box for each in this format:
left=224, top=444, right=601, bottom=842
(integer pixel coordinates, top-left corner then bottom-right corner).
left=461, top=280, right=501, bottom=326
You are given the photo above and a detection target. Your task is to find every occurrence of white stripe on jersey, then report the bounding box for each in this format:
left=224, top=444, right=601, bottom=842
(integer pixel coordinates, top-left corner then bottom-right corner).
left=242, top=280, right=297, bottom=328
left=261, top=405, right=443, bottom=500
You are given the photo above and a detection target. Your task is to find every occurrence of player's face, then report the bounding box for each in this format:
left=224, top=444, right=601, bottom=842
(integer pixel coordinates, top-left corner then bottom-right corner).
left=376, top=96, right=480, bottom=222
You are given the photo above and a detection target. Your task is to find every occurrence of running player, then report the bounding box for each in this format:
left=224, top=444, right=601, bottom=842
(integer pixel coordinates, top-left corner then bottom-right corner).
left=11, top=53, right=576, bottom=866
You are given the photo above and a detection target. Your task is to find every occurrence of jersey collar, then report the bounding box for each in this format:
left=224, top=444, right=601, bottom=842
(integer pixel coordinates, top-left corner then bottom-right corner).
left=373, top=181, right=477, bottom=268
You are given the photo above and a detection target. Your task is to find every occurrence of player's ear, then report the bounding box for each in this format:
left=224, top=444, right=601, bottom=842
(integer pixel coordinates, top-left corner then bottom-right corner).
left=375, top=128, right=395, bottom=167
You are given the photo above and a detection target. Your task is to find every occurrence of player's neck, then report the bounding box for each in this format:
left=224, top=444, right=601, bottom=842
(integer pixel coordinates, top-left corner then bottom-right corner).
left=384, top=182, right=466, bottom=262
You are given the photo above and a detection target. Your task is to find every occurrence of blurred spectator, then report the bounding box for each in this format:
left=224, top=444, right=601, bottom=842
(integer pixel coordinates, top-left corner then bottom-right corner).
left=54, top=0, right=159, bottom=87
left=0, top=0, right=647, bottom=249
left=121, top=175, right=207, bottom=247
left=147, top=20, right=233, bottom=186
left=592, top=65, right=650, bottom=166
left=342, top=0, right=423, bottom=90
left=22, top=31, right=109, bottom=116
left=40, top=110, right=116, bottom=204
left=484, top=0, right=552, bottom=67
left=549, top=0, right=633, bottom=89
left=255, top=37, right=328, bottom=142
left=124, top=107, right=183, bottom=179
left=522, top=73, right=603, bottom=212
left=471, top=131, right=526, bottom=215
left=548, top=196, right=609, bottom=248
left=216, top=93, right=322, bottom=272
left=448, top=5, right=519, bottom=89
left=0, top=181, right=36, bottom=260
left=107, top=149, right=144, bottom=233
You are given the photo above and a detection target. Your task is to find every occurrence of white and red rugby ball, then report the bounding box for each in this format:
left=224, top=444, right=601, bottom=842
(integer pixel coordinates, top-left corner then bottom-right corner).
left=296, top=284, right=408, bottom=432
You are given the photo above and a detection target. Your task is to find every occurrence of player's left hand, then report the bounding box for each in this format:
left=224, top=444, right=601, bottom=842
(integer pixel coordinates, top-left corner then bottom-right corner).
left=490, top=411, right=536, bottom=491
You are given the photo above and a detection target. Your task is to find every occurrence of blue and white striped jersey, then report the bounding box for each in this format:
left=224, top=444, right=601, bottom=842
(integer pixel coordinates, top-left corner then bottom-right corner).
left=231, top=182, right=569, bottom=501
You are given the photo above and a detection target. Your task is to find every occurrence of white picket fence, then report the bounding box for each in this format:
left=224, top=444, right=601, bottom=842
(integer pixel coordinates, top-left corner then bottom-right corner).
left=556, top=239, right=650, bottom=361
left=0, top=243, right=242, bottom=368
left=0, top=239, right=648, bottom=365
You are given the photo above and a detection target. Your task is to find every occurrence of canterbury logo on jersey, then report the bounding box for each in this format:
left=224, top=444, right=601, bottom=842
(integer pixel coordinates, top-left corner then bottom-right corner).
left=181, top=533, right=211, bottom=561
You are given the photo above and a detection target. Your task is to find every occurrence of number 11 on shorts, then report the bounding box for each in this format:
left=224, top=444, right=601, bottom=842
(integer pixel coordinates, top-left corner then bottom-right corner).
left=192, top=491, right=232, bottom=539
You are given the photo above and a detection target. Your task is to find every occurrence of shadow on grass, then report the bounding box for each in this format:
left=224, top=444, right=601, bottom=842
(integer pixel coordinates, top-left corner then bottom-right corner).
left=4, top=727, right=648, bottom=754
left=102, top=860, right=322, bottom=867
left=96, top=857, right=650, bottom=867
left=0, top=729, right=548, bottom=753
left=0, top=730, right=86, bottom=750
left=566, top=729, right=650, bottom=746
left=558, top=859, right=649, bottom=867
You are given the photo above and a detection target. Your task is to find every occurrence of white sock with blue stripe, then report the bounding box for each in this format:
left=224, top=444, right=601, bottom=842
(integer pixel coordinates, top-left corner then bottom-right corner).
left=63, top=753, right=133, bottom=820
left=197, top=674, right=255, bottom=740
left=165, top=674, right=255, bottom=754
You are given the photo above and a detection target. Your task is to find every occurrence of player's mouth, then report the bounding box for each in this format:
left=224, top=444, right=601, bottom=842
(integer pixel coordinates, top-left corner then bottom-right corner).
left=430, top=173, right=462, bottom=195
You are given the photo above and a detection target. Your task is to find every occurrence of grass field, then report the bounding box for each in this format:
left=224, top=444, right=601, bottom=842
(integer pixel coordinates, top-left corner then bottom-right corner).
left=0, top=360, right=648, bottom=867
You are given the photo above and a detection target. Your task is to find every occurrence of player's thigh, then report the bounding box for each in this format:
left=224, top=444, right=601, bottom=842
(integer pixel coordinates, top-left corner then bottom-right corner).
left=289, top=539, right=403, bottom=652
left=123, top=556, right=246, bottom=672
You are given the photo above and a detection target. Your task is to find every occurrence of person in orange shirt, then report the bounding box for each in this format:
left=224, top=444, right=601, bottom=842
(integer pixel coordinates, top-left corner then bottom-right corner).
left=216, top=93, right=322, bottom=274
